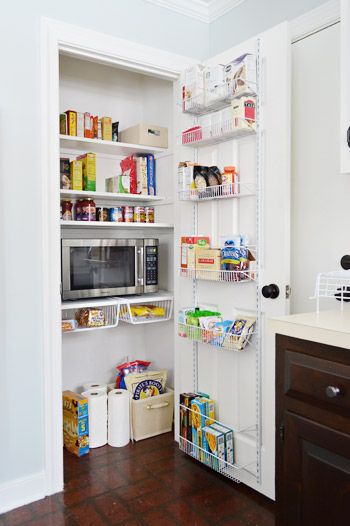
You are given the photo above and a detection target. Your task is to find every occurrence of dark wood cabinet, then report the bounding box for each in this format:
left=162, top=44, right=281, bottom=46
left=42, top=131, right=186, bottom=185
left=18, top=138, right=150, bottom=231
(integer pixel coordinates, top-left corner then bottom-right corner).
left=276, top=335, right=350, bottom=526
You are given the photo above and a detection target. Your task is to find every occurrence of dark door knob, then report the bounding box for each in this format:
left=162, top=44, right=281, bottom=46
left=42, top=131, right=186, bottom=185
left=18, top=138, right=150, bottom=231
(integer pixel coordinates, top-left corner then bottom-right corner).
left=262, top=284, right=280, bottom=299
left=347, top=127, right=350, bottom=148
left=341, top=255, right=350, bottom=270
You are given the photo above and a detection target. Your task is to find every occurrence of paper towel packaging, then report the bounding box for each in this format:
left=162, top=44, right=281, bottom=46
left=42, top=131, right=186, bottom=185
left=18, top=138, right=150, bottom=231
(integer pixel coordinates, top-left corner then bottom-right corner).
left=108, top=389, right=130, bottom=447
left=82, top=382, right=107, bottom=393
left=81, top=390, right=107, bottom=448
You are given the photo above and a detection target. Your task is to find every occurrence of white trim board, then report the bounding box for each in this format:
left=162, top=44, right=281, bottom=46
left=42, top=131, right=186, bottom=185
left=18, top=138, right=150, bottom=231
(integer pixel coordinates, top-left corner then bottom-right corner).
left=40, top=16, right=196, bottom=505
left=0, top=472, right=46, bottom=514
left=144, top=0, right=246, bottom=23
left=290, top=0, right=340, bottom=43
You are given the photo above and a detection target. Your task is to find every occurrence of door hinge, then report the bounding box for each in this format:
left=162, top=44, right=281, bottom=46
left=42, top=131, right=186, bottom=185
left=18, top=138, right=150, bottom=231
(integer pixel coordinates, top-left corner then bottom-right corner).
left=279, top=422, right=285, bottom=442
left=285, top=284, right=291, bottom=299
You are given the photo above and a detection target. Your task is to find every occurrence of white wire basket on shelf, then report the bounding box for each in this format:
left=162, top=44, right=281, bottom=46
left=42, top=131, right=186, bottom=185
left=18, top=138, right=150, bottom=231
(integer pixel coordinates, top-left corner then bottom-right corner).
left=181, top=117, right=256, bottom=148
left=181, top=79, right=257, bottom=116
left=61, top=298, right=121, bottom=333
left=119, top=292, right=174, bottom=324
left=179, top=267, right=258, bottom=283
left=178, top=322, right=255, bottom=351
left=312, top=270, right=350, bottom=312
left=179, top=181, right=256, bottom=201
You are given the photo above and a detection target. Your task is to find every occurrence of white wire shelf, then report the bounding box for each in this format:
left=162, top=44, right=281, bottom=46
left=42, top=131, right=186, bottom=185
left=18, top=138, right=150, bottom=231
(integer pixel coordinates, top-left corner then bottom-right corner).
left=182, top=79, right=257, bottom=116
left=62, top=300, right=121, bottom=333
left=179, top=267, right=257, bottom=283
left=60, top=190, right=164, bottom=203
left=178, top=322, right=256, bottom=351
left=312, top=270, right=350, bottom=312
left=181, top=118, right=256, bottom=148
left=179, top=182, right=256, bottom=201
left=120, top=292, right=174, bottom=325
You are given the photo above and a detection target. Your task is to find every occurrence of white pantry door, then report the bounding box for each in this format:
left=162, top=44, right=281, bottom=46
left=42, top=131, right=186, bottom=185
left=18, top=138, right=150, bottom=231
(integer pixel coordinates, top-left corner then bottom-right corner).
left=173, top=22, right=290, bottom=500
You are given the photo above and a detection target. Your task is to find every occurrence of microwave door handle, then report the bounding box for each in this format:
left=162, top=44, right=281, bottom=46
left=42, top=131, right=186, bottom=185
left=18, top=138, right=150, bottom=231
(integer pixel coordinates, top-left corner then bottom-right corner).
left=136, top=247, right=144, bottom=285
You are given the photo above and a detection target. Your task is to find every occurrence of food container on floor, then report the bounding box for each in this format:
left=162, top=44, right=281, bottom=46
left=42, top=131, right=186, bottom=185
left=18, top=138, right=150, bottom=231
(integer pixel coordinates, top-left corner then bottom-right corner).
left=131, top=388, right=174, bottom=441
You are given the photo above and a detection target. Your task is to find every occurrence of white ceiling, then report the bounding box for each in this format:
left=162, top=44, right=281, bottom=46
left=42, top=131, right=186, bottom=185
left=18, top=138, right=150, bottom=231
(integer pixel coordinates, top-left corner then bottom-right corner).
left=144, top=0, right=247, bottom=23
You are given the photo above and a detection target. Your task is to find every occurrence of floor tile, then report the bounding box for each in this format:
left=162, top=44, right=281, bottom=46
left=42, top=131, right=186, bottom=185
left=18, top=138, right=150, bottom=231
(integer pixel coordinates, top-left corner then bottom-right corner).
left=92, top=493, right=131, bottom=524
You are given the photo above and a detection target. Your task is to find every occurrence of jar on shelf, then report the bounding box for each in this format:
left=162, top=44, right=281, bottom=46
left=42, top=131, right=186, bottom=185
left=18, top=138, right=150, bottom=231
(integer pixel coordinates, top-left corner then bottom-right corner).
left=222, top=166, right=239, bottom=195
left=76, top=198, right=96, bottom=221
left=61, top=199, right=73, bottom=221
left=124, top=206, right=134, bottom=223
left=134, top=206, right=145, bottom=223
left=145, top=206, right=155, bottom=223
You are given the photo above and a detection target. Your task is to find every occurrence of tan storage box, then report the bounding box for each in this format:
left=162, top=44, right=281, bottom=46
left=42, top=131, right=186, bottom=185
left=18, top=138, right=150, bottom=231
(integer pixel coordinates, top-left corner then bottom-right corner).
left=119, top=123, right=168, bottom=148
left=131, top=388, right=174, bottom=441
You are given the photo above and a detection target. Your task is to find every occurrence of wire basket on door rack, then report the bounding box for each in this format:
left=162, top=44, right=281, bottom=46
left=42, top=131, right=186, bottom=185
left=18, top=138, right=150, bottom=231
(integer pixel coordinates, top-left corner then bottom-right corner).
left=181, top=117, right=256, bottom=147
left=179, top=267, right=258, bottom=283
left=178, top=322, right=255, bottom=351
left=119, top=294, right=174, bottom=324
left=178, top=181, right=256, bottom=201
left=312, top=270, right=350, bottom=312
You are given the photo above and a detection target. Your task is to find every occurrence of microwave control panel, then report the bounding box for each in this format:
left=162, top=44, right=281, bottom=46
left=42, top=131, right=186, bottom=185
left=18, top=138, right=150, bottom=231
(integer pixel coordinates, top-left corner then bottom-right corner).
left=145, top=246, right=158, bottom=285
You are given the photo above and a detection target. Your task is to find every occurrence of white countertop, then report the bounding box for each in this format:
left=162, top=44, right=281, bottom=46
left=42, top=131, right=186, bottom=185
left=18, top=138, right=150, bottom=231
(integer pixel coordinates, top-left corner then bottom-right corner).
left=269, top=309, right=350, bottom=350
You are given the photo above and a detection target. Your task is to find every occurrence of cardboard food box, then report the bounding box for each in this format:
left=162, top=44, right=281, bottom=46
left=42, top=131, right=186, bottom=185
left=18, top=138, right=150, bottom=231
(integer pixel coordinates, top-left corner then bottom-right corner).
left=203, top=425, right=226, bottom=469
left=62, top=391, right=89, bottom=457
left=70, top=160, right=83, bottom=191
left=224, top=53, right=256, bottom=95
left=59, top=113, right=67, bottom=135
left=65, top=110, right=77, bottom=136
left=77, top=153, right=96, bottom=192
left=210, top=422, right=234, bottom=465
left=76, top=112, right=84, bottom=138
left=179, top=392, right=197, bottom=443
left=181, top=236, right=210, bottom=271
left=60, top=157, right=71, bottom=190
left=191, top=397, right=215, bottom=462
left=84, top=112, right=92, bottom=138
left=195, top=248, right=221, bottom=280
left=232, top=97, right=256, bottom=131
left=183, top=64, right=205, bottom=111
left=119, top=123, right=168, bottom=149
left=101, top=117, right=112, bottom=141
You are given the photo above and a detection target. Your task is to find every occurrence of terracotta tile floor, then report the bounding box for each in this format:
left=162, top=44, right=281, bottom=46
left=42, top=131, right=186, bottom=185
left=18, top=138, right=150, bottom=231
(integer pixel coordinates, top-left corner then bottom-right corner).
left=0, top=433, right=275, bottom=525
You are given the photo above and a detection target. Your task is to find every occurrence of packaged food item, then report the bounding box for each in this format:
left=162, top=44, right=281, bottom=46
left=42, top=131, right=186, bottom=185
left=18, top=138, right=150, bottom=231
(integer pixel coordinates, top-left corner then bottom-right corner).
left=75, top=199, right=96, bottom=221
left=209, top=320, right=234, bottom=346
left=232, top=96, right=256, bottom=131
left=181, top=236, right=210, bottom=270
left=112, top=121, right=119, bottom=142
left=203, top=425, right=226, bottom=469
left=221, top=241, right=242, bottom=281
left=134, top=206, right=145, bottom=223
left=130, top=304, right=165, bottom=318
left=146, top=154, right=156, bottom=195
left=125, top=370, right=167, bottom=400
left=191, top=397, right=215, bottom=461
left=96, top=207, right=109, bottom=222
left=222, top=166, right=239, bottom=195
left=179, top=392, right=197, bottom=443
left=60, top=157, right=71, bottom=189
left=204, top=65, right=226, bottom=107
left=210, top=422, right=234, bottom=465
left=65, top=110, right=77, bottom=136
left=92, top=116, right=98, bottom=139
left=76, top=153, right=96, bottom=192
left=101, top=117, right=112, bottom=141
left=223, top=316, right=256, bottom=350
left=145, top=206, right=154, bottom=223
left=120, top=156, right=137, bottom=194
left=109, top=206, right=124, bottom=222
left=62, top=391, right=89, bottom=457
left=183, top=64, right=205, bottom=111
left=97, top=119, right=102, bottom=140
left=77, top=308, right=105, bottom=327
left=178, top=307, right=193, bottom=337
left=61, top=200, right=73, bottom=221
left=196, top=248, right=221, bottom=280
left=70, top=160, right=83, bottom=191
left=76, top=112, right=84, bottom=137
left=60, top=113, right=67, bottom=135
left=124, top=206, right=134, bottom=222
left=178, top=162, right=198, bottom=194
left=61, top=319, right=78, bottom=332
left=224, top=53, right=256, bottom=95
left=116, top=360, right=151, bottom=390
left=84, top=112, right=92, bottom=138
left=135, top=157, right=148, bottom=195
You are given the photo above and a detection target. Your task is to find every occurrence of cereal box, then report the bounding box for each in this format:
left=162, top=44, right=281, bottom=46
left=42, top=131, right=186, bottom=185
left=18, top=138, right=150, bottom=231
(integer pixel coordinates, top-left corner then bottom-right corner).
left=203, top=425, right=226, bottom=469
left=101, top=117, right=112, bottom=141
left=181, top=236, right=210, bottom=271
left=62, top=391, right=89, bottom=457
left=195, top=248, right=221, bottom=280
left=70, top=160, right=83, bottom=191
left=65, top=110, right=77, bottom=136
left=210, top=422, right=234, bottom=465
left=76, top=153, right=96, bottom=192
left=179, top=392, right=197, bottom=444
left=191, top=397, right=215, bottom=461
left=59, top=113, right=67, bottom=135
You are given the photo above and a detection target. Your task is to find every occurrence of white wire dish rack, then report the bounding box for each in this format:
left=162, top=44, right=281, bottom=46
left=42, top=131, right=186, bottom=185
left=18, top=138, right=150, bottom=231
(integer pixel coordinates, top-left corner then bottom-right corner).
left=61, top=298, right=121, bottom=333
left=179, top=267, right=257, bottom=283
left=312, top=270, right=350, bottom=312
left=182, top=117, right=256, bottom=147
left=179, top=181, right=256, bottom=201
left=119, top=292, right=174, bottom=324
left=182, top=79, right=257, bottom=116
left=178, top=322, right=255, bottom=352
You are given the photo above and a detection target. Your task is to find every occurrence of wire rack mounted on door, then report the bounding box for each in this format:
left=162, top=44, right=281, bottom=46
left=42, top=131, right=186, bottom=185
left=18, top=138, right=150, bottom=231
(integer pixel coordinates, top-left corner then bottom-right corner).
left=176, top=39, right=263, bottom=486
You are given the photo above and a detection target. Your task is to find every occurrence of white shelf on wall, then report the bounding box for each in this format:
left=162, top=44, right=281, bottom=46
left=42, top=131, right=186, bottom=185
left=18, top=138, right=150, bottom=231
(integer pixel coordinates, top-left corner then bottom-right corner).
left=60, top=134, right=168, bottom=156
left=119, top=291, right=174, bottom=324
left=60, top=189, right=165, bottom=203
left=60, top=220, right=174, bottom=229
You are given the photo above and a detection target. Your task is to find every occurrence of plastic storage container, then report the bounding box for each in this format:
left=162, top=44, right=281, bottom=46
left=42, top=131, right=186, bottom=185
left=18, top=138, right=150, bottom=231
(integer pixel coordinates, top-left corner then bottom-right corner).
left=131, top=388, right=174, bottom=441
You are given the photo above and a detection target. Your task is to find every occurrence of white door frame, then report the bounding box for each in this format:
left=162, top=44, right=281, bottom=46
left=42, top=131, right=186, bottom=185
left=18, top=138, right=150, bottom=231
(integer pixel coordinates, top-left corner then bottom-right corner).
left=40, top=16, right=194, bottom=496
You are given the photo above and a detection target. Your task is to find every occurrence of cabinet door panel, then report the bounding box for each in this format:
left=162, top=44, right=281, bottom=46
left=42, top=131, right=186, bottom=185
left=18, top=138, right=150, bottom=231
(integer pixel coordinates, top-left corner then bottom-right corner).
left=281, top=412, right=350, bottom=526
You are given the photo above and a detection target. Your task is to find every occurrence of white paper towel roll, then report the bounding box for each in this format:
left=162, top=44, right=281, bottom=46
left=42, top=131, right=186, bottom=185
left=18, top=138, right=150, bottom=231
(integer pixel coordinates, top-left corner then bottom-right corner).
left=82, top=390, right=108, bottom=448
left=108, top=389, right=130, bottom=447
left=82, top=382, right=107, bottom=393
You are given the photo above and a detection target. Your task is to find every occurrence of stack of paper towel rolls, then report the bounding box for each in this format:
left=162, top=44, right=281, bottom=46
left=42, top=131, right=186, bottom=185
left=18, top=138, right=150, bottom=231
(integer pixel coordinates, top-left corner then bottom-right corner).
left=81, top=382, right=130, bottom=448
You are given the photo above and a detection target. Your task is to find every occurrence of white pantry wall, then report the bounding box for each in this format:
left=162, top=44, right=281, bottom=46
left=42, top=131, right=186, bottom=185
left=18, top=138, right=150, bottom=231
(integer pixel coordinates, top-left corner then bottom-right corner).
left=291, top=22, right=350, bottom=313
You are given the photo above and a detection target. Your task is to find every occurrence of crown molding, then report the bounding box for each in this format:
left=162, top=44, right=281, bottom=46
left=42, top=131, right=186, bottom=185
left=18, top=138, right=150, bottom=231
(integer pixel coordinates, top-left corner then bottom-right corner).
left=144, top=0, right=246, bottom=23
left=290, top=0, right=340, bottom=43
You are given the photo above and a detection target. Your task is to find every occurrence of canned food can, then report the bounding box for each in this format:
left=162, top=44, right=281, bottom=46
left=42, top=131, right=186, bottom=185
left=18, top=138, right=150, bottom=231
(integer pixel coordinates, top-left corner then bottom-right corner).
left=124, top=206, right=134, bottom=223
left=96, top=207, right=109, bottom=222
left=109, top=206, right=124, bottom=222
left=134, top=206, right=145, bottom=223
left=145, top=206, right=155, bottom=223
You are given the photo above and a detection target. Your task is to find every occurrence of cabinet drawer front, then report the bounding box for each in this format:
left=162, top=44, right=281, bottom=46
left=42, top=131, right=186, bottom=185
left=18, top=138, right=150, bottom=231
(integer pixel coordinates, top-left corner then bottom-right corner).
left=285, top=350, right=350, bottom=411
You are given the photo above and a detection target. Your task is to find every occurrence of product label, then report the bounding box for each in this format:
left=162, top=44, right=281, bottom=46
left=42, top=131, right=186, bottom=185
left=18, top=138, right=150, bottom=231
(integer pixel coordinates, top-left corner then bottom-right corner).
left=133, top=380, right=163, bottom=400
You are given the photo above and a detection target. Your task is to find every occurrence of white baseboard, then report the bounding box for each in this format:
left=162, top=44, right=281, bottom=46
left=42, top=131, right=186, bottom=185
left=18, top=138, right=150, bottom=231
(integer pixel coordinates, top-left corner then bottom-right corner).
left=0, top=472, right=46, bottom=514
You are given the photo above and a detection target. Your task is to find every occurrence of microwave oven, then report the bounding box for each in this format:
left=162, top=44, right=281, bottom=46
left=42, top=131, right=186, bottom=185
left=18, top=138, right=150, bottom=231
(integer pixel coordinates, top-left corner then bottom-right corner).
left=61, top=238, right=159, bottom=300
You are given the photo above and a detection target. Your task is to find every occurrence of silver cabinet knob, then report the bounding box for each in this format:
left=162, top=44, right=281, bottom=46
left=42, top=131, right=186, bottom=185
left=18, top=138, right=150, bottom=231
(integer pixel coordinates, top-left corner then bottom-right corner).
left=326, top=386, right=340, bottom=398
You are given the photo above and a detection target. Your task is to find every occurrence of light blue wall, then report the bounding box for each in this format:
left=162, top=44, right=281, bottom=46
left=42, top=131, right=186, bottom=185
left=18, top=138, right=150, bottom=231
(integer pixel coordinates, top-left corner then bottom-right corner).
left=0, top=0, right=206, bottom=491
left=209, top=0, right=328, bottom=55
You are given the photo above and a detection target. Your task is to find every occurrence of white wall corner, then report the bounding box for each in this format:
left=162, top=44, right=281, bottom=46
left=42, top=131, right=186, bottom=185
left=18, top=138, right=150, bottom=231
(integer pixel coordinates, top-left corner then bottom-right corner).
left=0, top=472, right=46, bottom=514
left=290, top=0, right=340, bottom=43
left=144, top=0, right=246, bottom=23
